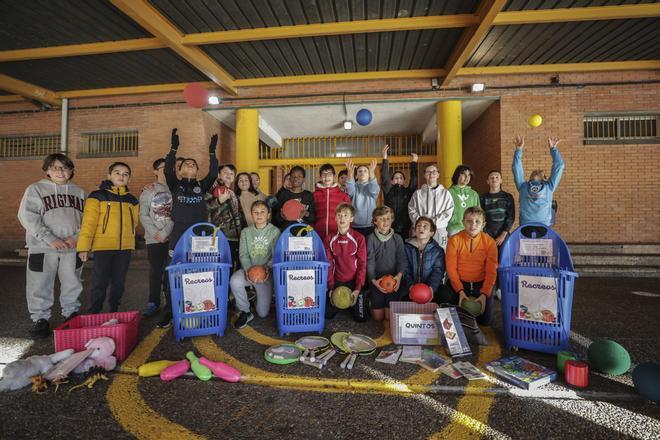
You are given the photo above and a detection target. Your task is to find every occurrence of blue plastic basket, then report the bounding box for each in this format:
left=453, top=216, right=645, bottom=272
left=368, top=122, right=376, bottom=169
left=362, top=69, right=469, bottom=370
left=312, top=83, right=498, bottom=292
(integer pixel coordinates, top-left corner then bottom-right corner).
left=497, top=223, right=578, bottom=354
left=166, top=223, right=232, bottom=341
left=272, top=223, right=329, bottom=336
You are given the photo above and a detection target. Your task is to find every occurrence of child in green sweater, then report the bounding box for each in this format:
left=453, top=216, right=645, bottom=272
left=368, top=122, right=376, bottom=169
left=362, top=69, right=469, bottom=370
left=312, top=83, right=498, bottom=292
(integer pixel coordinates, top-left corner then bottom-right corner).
left=230, top=200, right=281, bottom=328
left=447, top=165, right=480, bottom=237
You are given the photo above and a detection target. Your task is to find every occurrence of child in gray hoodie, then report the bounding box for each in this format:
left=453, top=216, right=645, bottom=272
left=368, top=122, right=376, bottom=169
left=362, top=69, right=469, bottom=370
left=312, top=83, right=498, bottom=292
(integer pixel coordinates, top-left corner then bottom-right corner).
left=18, top=154, right=86, bottom=338
left=345, top=159, right=380, bottom=237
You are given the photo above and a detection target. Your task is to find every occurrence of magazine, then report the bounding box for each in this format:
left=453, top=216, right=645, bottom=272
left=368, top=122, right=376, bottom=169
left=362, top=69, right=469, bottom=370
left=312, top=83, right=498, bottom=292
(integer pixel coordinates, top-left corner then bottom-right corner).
left=453, top=361, right=488, bottom=380
left=399, top=345, right=423, bottom=364
left=485, top=356, right=557, bottom=390
left=416, top=349, right=450, bottom=372
left=375, top=347, right=402, bottom=365
left=438, top=363, right=463, bottom=379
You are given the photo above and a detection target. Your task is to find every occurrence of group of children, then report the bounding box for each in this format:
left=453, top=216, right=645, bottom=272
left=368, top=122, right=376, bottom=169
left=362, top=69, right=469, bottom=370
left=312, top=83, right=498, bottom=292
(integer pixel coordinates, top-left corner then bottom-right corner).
left=18, top=130, right=563, bottom=338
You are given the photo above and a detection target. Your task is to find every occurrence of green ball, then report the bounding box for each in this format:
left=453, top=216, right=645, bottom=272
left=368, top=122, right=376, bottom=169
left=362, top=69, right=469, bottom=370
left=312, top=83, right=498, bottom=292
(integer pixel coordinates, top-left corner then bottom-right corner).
left=587, top=339, right=631, bottom=376
left=632, top=363, right=660, bottom=404
left=462, top=299, right=482, bottom=316
left=332, top=286, right=353, bottom=310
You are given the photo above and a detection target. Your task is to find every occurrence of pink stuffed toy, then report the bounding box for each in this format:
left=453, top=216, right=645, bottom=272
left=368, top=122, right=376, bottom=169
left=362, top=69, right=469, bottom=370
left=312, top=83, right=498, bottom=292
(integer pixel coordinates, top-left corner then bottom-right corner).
left=73, top=337, right=117, bottom=373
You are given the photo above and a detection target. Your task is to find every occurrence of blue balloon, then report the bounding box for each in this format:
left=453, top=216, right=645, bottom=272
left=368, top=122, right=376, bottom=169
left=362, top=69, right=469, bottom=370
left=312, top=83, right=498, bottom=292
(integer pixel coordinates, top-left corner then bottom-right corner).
left=356, top=108, right=373, bottom=126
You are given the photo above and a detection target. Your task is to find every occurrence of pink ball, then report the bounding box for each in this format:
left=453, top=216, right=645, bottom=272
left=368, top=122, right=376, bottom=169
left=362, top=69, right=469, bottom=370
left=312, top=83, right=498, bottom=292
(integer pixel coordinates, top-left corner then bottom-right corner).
left=183, top=83, right=209, bottom=109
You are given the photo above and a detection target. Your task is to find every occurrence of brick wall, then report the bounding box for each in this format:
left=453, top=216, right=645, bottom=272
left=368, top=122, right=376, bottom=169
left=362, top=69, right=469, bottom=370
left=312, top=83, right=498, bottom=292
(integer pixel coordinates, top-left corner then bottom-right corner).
left=463, top=100, right=501, bottom=195
left=1, top=70, right=659, bottom=243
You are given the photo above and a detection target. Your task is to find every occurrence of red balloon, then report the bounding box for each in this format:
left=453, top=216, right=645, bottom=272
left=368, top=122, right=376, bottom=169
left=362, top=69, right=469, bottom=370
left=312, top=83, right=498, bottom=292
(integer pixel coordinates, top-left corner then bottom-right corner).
left=183, top=83, right=209, bottom=109
left=409, top=283, right=433, bottom=304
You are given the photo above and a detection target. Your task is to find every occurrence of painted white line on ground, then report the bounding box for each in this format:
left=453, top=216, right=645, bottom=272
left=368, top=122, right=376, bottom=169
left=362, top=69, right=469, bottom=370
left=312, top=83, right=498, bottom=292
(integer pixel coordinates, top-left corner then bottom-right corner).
left=0, top=337, right=34, bottom=375
left=631, top=291, right=660, bottom=298
left=363, top=365, right=511, bottom=440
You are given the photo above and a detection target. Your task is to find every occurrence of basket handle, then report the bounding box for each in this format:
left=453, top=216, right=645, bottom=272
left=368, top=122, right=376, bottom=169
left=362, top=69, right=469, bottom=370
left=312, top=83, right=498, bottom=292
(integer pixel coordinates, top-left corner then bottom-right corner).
left=520, top=225, right=549, bottom=239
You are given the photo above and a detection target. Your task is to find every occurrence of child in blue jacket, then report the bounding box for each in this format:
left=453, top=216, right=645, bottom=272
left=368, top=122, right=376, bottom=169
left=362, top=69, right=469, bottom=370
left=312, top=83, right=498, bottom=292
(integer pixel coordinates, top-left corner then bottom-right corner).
left=402, top=217, right=445, bottom=300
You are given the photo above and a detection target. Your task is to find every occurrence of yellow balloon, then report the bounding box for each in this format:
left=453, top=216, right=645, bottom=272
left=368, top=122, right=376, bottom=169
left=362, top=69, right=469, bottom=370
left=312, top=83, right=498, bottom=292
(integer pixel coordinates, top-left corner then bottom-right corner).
left=528, top=114, right=543, bottom=128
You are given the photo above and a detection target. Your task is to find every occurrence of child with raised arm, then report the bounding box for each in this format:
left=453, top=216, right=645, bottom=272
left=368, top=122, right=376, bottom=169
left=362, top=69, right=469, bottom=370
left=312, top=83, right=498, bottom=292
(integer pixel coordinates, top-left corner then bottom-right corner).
left=158, top=128, right=218, bottom=327
left=229, top=200, right=280, bottom=328
left=139, top=158, right=173, bottom=317
left=381, top=144, right=418, bottom=238
left=324, top=203, right=368, bottom=322
left=345, top=159, right=379, bottom=237
left=18, top=153, right=86, bottom=338
left=77, top=162, right=139, bottom=314
left=408, top=164, right=454, bottom=249
left=443, top=207, right=498, bottom=325
left=513, top=135, right=564, bottom=226
left=447, top=165, right=480, bottom=237
left=313, top=163, right=351, bottom=242
left=367, top=206, right=407, bottom=321
left=402, top=217, right=445, bottom=301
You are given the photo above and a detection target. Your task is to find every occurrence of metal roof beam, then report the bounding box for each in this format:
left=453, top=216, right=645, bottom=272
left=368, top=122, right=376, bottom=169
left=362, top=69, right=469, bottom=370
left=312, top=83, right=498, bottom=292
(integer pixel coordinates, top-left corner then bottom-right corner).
left=441, top=0, right=508, bottom=87
left=0, top=74, right=61, bottom=106
left=59, top=81, right=216, bottom=98
left=494, top=3, right=660, bottom=26
left=0, top=38, right=165, bottom=62
left=458, top=60, right=660, bottom=75
left=233, top=69, right=446, bottom=87
left=109, top=0, right=237, bottom=95
left=182, top=15, right=478, bottom=45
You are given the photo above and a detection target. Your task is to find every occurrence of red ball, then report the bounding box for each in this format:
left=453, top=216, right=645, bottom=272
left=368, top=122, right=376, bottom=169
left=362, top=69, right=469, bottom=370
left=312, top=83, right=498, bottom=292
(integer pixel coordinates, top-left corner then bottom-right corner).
left=212, top=185, right=227, bottom=198
left=409, top=283, right=433, bottom=304
left=379, top=274, right=397, bottom=293
left=183, top=83, right=209, bottom=109
left=247, top=265, right=268, bottom=283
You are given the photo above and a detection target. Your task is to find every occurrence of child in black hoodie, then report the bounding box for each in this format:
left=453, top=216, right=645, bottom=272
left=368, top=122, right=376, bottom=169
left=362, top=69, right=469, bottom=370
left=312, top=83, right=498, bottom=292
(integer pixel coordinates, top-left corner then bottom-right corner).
left=157, top=128, right=218, bottom=328
left=380, top=145, right=418, bottom=238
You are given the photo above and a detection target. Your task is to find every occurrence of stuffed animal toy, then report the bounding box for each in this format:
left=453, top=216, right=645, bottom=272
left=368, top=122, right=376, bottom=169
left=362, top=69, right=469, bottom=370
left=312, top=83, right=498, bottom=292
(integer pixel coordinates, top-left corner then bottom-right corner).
left=0, top=349, right=74, bottom=391
left=73, top=337, right=117, bottom=373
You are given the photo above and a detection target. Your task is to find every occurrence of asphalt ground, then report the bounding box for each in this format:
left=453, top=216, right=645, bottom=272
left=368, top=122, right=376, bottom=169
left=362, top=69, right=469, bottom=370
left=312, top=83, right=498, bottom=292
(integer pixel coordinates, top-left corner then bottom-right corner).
left=0, top=263, right=659, bottom=440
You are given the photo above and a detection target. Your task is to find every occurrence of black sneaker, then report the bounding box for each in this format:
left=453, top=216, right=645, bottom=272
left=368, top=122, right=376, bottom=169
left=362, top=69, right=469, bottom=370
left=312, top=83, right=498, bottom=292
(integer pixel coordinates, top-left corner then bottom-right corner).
left=157, top=311, right=173, bottom=329
left=29, top=319, right=51, bottom=339
left=233, top=311, right=254, bottom=329
left=63, top=311, right=79, bottom=323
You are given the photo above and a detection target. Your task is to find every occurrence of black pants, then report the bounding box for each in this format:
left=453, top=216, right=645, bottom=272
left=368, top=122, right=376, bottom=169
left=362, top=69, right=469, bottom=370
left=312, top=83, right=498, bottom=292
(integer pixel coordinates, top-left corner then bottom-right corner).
left=325, top=280, right=368, bottom=322
left=229, top=240, right=240, bottom=271
left=147, top=242, right=169, bottom=306
left=89, top=250, right=132, bottom=314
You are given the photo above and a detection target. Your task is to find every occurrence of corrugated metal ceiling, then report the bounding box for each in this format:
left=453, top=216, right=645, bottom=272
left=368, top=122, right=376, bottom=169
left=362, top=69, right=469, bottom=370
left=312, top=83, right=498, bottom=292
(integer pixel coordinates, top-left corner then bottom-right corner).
left=467, top=17, right=660, bottom=66
left=0, top=0, right=150, bottom=50
left=149, top=0, right=480, bottom=33
left=0, top=50, right=207, bottom=91
left=504, top=0, right=656, bottom=12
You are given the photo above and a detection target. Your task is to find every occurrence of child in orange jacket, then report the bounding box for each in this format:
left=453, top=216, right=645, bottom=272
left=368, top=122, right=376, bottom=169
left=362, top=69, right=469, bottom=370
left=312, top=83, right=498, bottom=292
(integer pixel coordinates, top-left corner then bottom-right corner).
left=442, top=207, right=497, bottom=325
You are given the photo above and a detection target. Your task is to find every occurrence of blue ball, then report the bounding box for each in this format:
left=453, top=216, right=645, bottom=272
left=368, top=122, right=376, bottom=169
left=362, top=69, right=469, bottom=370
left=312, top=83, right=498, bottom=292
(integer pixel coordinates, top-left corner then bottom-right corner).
left=632, top=362, right=660, bottom=404
left=356, top=108, right=373, bottom=126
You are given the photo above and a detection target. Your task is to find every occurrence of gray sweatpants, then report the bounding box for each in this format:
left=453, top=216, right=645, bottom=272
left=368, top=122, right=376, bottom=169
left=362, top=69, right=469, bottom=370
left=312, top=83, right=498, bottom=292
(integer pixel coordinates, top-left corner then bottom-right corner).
left=26, top=251, right=83, bottom=321
left=229, top=269, right=273, bottom=318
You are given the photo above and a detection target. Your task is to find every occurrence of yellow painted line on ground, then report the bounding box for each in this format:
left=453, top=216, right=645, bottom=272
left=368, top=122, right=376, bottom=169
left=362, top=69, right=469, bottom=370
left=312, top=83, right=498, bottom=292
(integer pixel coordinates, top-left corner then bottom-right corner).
left=193, top=336, right=442, bottom=394
left=432, top=326, right=502, bottom=439
left=107, top=328, right=205, bottom=440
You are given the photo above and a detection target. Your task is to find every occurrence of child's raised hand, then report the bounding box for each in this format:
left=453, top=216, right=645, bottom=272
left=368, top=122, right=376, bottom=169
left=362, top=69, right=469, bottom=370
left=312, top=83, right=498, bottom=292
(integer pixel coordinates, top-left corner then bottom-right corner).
left=514, top=135, right=524, bottom=150
left=345, top=159, right=356, bottom=178
left=411, top=153, right=418, bottom=163
left=382, top=144, right=389, bottom=159
left=548, top=137, right=561, bottom=149
left=369, top=159, right=377, bottom=178
left=171, top=128, right=180, bottom=150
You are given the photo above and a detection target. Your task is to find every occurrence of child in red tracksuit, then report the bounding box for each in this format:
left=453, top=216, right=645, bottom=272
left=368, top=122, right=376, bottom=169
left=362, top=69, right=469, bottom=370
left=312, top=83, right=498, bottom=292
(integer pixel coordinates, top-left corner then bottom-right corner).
left=313, top=163, right=351, bottom=242
left=324, top=203, right=368, bottom=322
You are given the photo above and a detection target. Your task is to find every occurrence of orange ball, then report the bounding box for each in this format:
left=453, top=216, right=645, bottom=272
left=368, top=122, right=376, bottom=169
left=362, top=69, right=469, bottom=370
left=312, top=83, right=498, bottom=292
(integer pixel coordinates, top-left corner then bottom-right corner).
left=379, top=274, right=397, bottom=293
left=247, top=265, right=268, bottom=283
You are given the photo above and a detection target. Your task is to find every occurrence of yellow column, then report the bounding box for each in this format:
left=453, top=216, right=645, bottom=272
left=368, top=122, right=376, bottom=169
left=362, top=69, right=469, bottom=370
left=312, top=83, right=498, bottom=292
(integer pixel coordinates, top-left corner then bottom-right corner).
left=436, top=100, right=462, bottom=188
left=258, top=167, right=271, bottom=194
left=235, top=108, right=260, bottom=174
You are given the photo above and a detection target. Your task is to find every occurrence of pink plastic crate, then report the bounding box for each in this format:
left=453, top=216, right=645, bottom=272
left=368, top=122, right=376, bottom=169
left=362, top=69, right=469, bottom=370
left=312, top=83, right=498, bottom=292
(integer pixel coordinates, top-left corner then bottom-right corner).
left=54, top=311, right=139, bottom=361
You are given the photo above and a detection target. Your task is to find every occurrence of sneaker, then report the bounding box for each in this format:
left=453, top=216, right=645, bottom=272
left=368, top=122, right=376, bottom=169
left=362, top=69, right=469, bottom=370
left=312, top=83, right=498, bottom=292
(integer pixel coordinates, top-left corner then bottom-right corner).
left=233, top=311, right=254, bottom=329
left=495, top=289, right=502, bottom=301
left=63, top=311, right=79, bottom=323
left=157, top=311, right=173, bottom=329
left=142, top=303, right=159, bottom=318
left=29, top=319, right=51, bottom=339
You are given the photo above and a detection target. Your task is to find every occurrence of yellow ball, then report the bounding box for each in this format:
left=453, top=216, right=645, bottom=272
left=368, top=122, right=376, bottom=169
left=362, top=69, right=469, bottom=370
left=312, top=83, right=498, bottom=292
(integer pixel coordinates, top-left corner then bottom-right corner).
left=528, top=114, right=543, bottom=128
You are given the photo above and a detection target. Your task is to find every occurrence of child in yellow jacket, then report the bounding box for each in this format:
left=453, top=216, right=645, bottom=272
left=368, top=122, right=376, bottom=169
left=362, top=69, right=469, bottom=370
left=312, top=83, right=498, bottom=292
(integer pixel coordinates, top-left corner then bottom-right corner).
left=442, top=207, right=497, bottom=325
left=77, top=162, right=139, bottom=314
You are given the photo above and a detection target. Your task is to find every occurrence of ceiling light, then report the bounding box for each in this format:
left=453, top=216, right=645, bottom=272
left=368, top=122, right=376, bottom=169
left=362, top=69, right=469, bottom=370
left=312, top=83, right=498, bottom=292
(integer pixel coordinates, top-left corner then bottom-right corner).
left=343, top=120, right=353, bottom=130
left=208, top=96, right=220, bottom=105
left=470, top=83, right=485, bottom=93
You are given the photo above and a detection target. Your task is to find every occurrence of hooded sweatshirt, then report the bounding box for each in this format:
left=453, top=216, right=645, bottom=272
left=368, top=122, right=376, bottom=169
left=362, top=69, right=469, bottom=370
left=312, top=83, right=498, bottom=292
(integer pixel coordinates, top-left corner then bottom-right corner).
left=77, top=180, right=139, bottom=252
left=445, top=230, right=498, bottom=296
left=381, top=159, right=418, bottom=236
left=18, top=179, right=86, bottom=253
left=366, top=230, right=407, bottom=281
left=513, top=147, right=564, bottom=226
left=313, top=182, right=351, bottom=242
left=139, top=182, right=173, bottom=245
left=408, top=184, right=454, bottom=248
left=447, top=185, right=480, bottom=235
left=346, top=177, right=379, bottom=228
